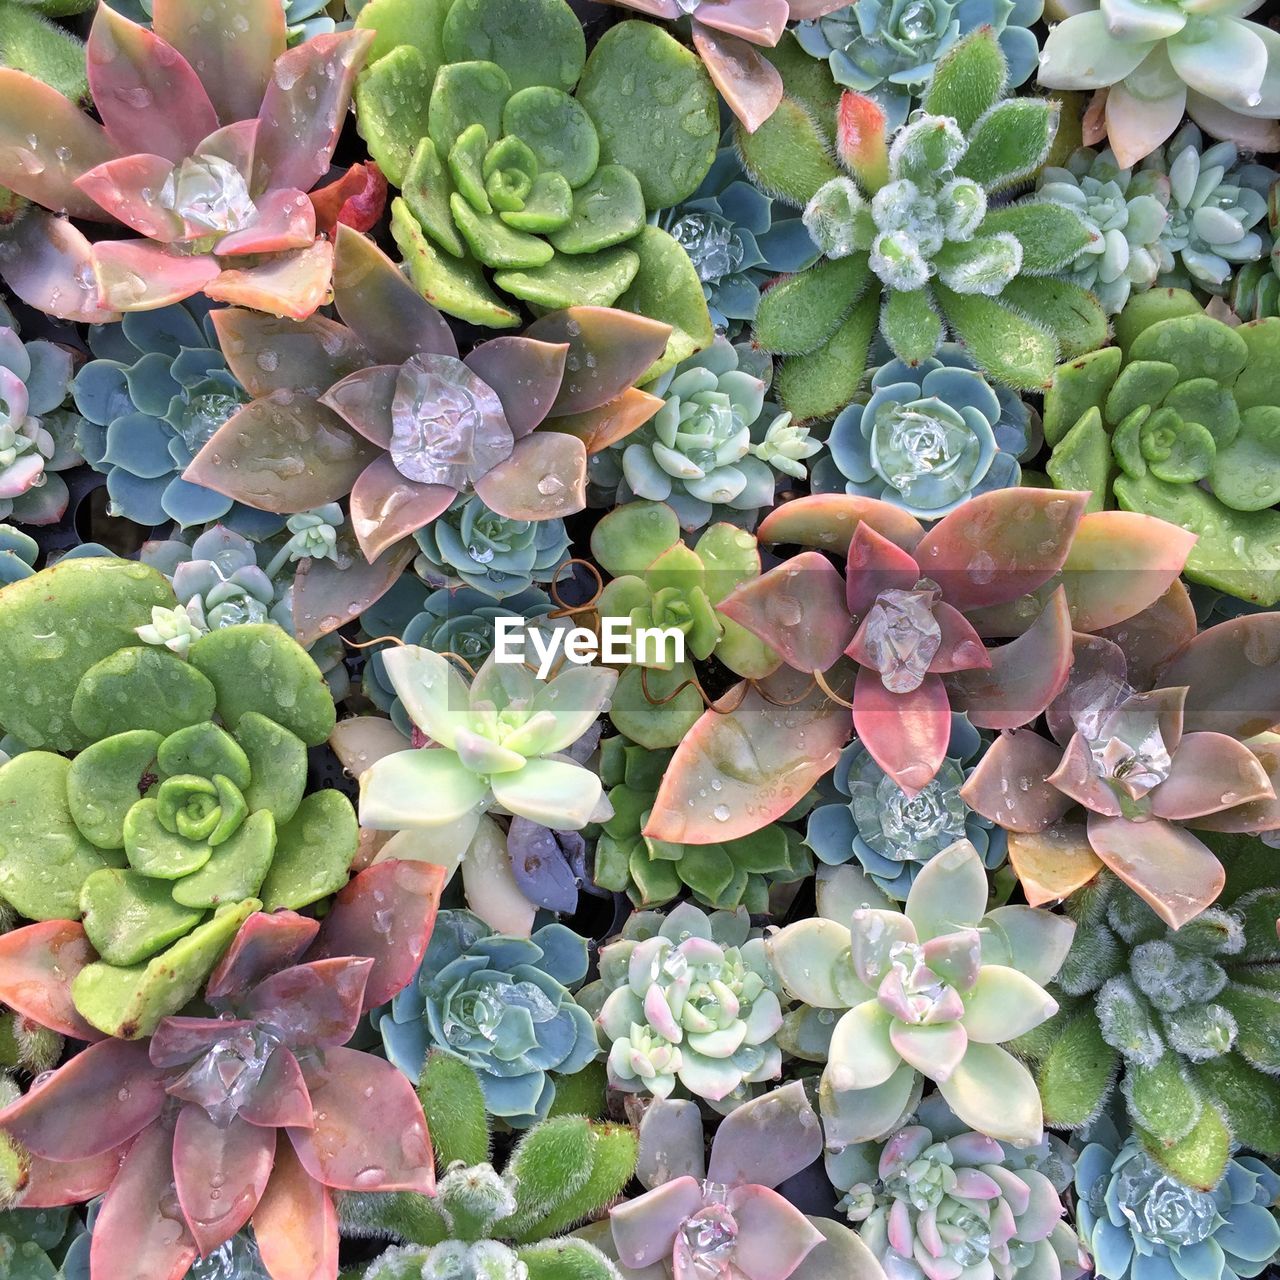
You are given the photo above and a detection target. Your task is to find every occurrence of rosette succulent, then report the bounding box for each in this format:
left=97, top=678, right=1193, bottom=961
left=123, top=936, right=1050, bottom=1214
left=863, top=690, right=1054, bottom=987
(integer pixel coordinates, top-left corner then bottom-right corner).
left=1037, top=0, right=1280, bottom=169
left=0, top=3, right=375, bottom=318
left=795, top=0, right=1043, bottom=129
left=375, top=910, right=598, bottom=1127
left=1075, top=1128, right=1280, bottom=1280
left=827, top=1095, right=1087, bottom=1280
left=807, top=715, right=1006, bottom=899
left=354, top=0, right=718, bottom=356
left=1043, top=288, right=1280, bottom=606
left=105, top=0, right=344, bottom=46
left=658, top=138, right=821, bottom=332
left=582, top=902, right=784, bottom=1103
left=592, top=735, right=812, bottom=912
left=413, top=494, right=571, bottom=600
left=767, top=842, right=1074, bottom=1145
left=359, top=646, right=616, bottom=861
left=1038, top=148, right=1170, bottom=314
left=0, top=306, right=82, bottom=526
left=184, top=225, right=671, bottom=565
left=747, top=30, right=1104, bottom=418
left=816, top=345, right=1035, bottom=516
left=1017, top=853, right=1280, bottom=1188
left=0, top=863, right=444, bottom=1279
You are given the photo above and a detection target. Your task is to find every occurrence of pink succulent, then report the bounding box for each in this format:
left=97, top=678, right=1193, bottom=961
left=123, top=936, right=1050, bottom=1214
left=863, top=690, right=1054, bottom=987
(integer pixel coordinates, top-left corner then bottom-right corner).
left=183, top=225, right=670, bottom=565
left=599, top=0, right=848, bottom=131
left=0, top=2, right=375, bottom=320
left=0, top=861, right=445, bottom=1280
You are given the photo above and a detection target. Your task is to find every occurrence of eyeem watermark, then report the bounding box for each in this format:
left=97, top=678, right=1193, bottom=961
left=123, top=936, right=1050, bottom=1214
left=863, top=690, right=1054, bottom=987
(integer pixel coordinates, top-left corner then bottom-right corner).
left=493, top=618, right=685, bottom=679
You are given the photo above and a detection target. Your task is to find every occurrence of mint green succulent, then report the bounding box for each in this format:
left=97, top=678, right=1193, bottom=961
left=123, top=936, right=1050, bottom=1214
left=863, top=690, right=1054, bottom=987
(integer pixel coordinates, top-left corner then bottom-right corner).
left=1038, top=148, right=1170, bottom=314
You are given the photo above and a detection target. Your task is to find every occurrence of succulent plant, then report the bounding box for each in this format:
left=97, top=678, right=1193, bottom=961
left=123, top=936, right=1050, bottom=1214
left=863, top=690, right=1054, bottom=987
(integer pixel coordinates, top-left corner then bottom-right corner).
left=1037, top=147, right=1171, bottom=314
left=0, top=1205, right=82, bottom=1279
left=658, top=136, right=821, bottom=333
left=768, top=841, right=1074, bottom=1146
left=353, top=0, right=717, bottom=363
left=795, top=0, right=1043, bottom=130
left=0, top=303, right=82, bottom=527
left=746, top=30, right=1105, bottom=419
left=183, top=224, right=671, bottom=565
left=105, top=0, right=345, bottom=46
left=346, top=1051, right=635, bottom=1280
left=589, top=338, right=819, bottom=533
left=1015, top=850, right=1280, bottom=1188
left=807, top=714, right=1006, bottom=900
left=358, top=646, right=616, bottom=862
left=0, top=3, right=374, bottom=318
left=589, top=498, right=778, bottom=748
left=413, top=495, right=571, bottom=600
left=1037, top=0, right=1280, bottom=170
left=1229, top=179, right=1280, bottom=322
left=1043, top=288, right=1280, bottom=606
left=375, top=910, right=598, bottom=1128
left=592, top=734, right=812, bottom=912
left=1137, top=127, right=1274, bottom=296
left=814, top=345, right=1036, bottom=517
left=1074, top=1123, right=1280, bottom=1280
left=581, top=901, right=784, bottom=1103
left=0, top=862, right=445, bottom=1278
left=827, top=1093, right=1087, bottom=1280
left=604, top=1082, right=827, bottom=1279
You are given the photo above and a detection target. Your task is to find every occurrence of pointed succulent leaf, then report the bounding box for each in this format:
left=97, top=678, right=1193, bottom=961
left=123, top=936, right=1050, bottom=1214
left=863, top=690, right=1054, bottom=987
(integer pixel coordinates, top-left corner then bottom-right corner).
left=920, top=28, right=1008, bottom=131
left=251, top=1139, right=340, bottom=1280
left=205, top=910, right=320, bottom=1000
left=852, top=668, right=951, bottom=798
left=0, top=921, right=101, bottom=1040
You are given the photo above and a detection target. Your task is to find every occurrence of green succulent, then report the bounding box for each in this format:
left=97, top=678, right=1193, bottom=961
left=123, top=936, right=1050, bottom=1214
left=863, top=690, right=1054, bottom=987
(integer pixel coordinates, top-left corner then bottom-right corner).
left=591, top=735, right=811, bottom=913
left=0, top=559, right=351, bottom=1039
left=590, top=499, right=776, bottom=749
left=743, top=28, right=1104, bottom=420
left=1044, top=288, right=1280, bottom=606
left=0, top=1206, right=82, bottom=1280
left=354, top=0, right=718, bottom=372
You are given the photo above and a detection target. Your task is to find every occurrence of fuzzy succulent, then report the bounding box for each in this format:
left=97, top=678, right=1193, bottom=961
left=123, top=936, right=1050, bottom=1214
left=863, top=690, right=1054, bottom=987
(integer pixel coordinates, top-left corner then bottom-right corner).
left=795, top=0, right=1043, bottom=129
left=1037, top=0, right=1280, bottom=169
left=358, top=646, right=616, bottom=861
left=1074, top=1126, right=1280, bottom=1280
left=768, top=842, right=1074, bottom=1146
left=582, top=902, right=784, bottom=1103
left=0, top=4, right=374, bottom=318
left=375, top=909, right=599, bottom=1128
left=828, top=1094, right=1087, bottom=1280
left=815, top=345, right=1035, bottom=517
left=589, top=338, right=818, bottom=532
left=1014, top=853, right=1280, bottom=1189
left=1044, top=288, right=1280, bottom=606
left=806, top=715, right=1006, bottom=900
left=1037, top=147, right=1170, bottom=314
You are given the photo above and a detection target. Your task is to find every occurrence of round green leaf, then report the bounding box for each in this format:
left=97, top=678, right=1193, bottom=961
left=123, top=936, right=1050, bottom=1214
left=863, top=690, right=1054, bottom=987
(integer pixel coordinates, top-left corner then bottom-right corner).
left=71, top=646, right=217, bottom=741
left=549, top=165, right=644, bottom=255
left=442, top=0, right=584, bottom=93
left=429, top=59, right=511, bottom=159
left=79, top=867, right=204, bottom=966
left=258, top=791, right=357, bottom=911
left=172, top=810, right=276, bottom=909
left=235, top=711, right=308, bottom=826
left=157, top=722, right=252, bottom=790
left=502, top=86, right=599, bottom=189
left=66, top=729, right=163, bottom=849
left=123, top=798, right=212, bottom=880
left=494, top=245, right=639, bottom=309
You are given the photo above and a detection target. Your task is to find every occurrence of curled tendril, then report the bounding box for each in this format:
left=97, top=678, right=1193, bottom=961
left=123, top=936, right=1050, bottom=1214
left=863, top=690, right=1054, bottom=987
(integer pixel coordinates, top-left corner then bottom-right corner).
left=638, top=666, right=839, bottom=715
left=548, top=557, right=605, bottom=622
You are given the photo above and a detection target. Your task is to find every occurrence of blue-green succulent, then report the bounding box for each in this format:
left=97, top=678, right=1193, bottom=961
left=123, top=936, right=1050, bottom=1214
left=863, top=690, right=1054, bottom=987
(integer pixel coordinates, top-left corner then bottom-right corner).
left=413, top=494, right=571, bottom=599
left=814, top=345, right=1035, bottom=517
left=805, top=715, right=1006, bottom=899
left=795, top=0, right=1043, bottom=130
left=375, top=910, right=600, bottom=1128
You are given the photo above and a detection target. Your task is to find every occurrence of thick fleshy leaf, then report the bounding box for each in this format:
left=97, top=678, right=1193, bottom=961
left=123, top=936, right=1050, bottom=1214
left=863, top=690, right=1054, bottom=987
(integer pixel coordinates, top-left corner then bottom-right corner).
left=91, top=239, right=219, bottom=311
left=820, top=1060, right=918, bottom=1147
left=210, top=310, right=367, bottom=400
left=1152, top=733, right=1274, bottom=819
left=637, top=1098, right=706, bottom=1190
left=852, top=668, right=950, bottom=797
left=253, top=1140, right=339, bottom=1280
left=947, top=589, right=1072, bottom=729
left=464, top=338, right=569, bottom=437
left=489, top=757, right=603, bottom=829
left=937, top=1043, right=1043, bottom=1144
left=186, top=394, right=379, bottom=513
left=962, top=966, right=1057, bottom=1043
left=890, top=1021, right=968, bottom=1081
left=1106, top=69, right=1186, bottom=169
left=757, top=495, right=925, bottom=558
left=695, top=0, right=789, bottom=45
left=0, top=1039, right=165, bottom=1160
left=829, top=1001, right=901, bottom=1089
left=1097, top=581, right=1198, bottom=691
left=542, top=386, right=664, bottom=453
left=1087, top=813, right=1225, bottom=928
left=644, top=664, right=851, bottom=843
left=15, top=1145, right=127, bottom=1208
left=205, top=911, right=320, bottom=1001
left=0, top=210, right=120, bottom=324
left=692, top=24, right=784, bottom=133
left=90, top=1117, right=197, bottom=1280
left=707, top=1081, right=823, bottom=1190
left=317, top=364, right=396, bottom=447
left=349, top=457, right=455, bottom=561
left=288, top=1047, right=434, bottom=1194
left=331, top=224, right=457, bottom=363
left=217, top=189, right=317, bottom=256
left=906, top=840, right=990, bottom=938
left=86, top=8, right=217, bottom=162
left=526, top=307, right=671, bottom=416
left=75, top=156, right=184, bottom=240
left=239, top=1047, right=314, bottom=1130
left=611, top=1177, right=705, bottom=1269
left=204, top=241, right=335, bottom=320
left=173, top=1106, right=275, bottom=1256
left=767, top=918, right=867, bottom=1008
left=292, top=534, right=417, bottom=647
left=1046, top=734, right=1123, bottom=817
left=309, top=161, right=387, bottom=237
left=1007, top=823, right=1104, bottom=906
left=152, top=0, right=286, bottom=123
left=473, top=431, right=588, bottom=520
left=913, top=490, right=1090, bottom=612
left=0, top=920, right=103, bottom=1040
left=150, top=1017, right=257, bottom=1069
left=960, top=731, right=1070, bottom=833
left=245, top=957, right=371, bottom=1049
left=304, top=860, right=445, bottom=1012
left=727, top=1183, right=826, bottom=1278
left=0, top=72, right=121, bottom=220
